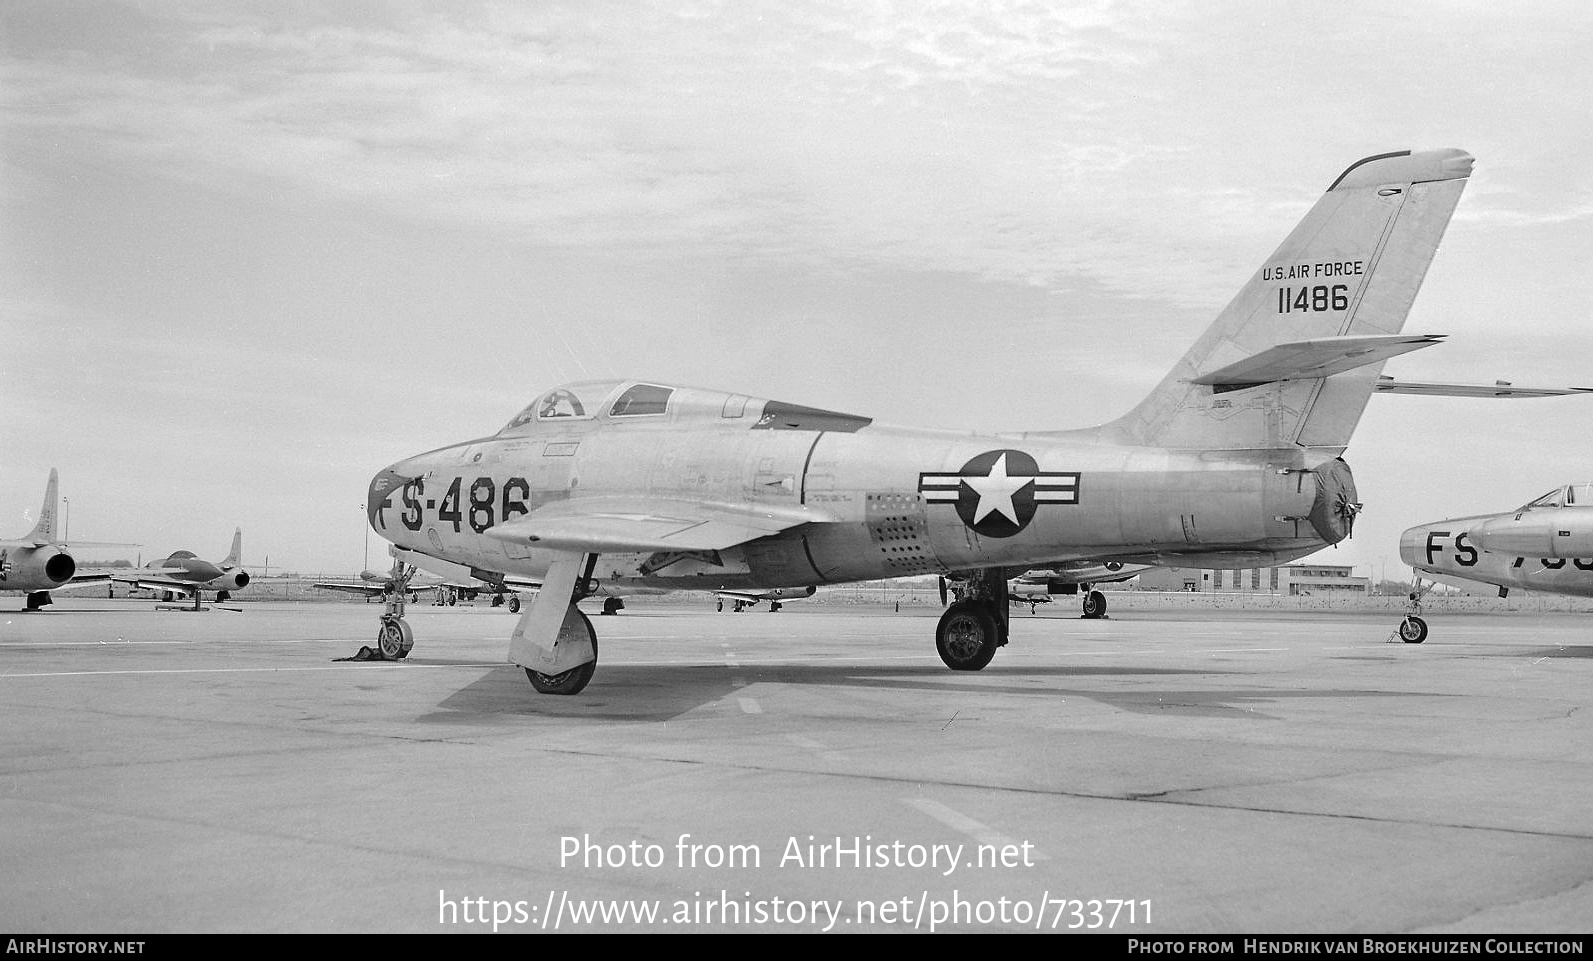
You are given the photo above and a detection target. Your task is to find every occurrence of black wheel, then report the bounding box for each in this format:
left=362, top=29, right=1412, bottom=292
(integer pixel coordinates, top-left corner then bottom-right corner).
left=717, top=600, right=723, bottom=612
left=216, top=590, right=231, bottom=603
left=376, top=619, right=413, bottom=659
left=507, top=595, right=521, bottom=613
left=447, top=593, right=457, bottom=606
left=936, top=601, right=999, bottom=671
left=490, top=595, right=503, bottom=607
left=770, top=601, right=782, bottom=612
left=1399, top=615, right=1428, bottom=644
left=1082, top=590, right=1106, bottom=618
left=525, top=610, right=597, bottom=695
left=601, top=596, right=622, bottom=615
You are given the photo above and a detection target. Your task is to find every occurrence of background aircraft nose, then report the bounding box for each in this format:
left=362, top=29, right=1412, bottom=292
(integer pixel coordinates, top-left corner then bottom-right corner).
left=189, top=560, right=223, bottom=581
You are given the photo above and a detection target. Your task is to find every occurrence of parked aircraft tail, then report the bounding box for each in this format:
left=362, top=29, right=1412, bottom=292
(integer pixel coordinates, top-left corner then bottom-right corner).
left=221, top=528, right=242, bottom=568
left=21, top=468, right=60, bottom=546
left=1106, top=148, right=1473, bottom=453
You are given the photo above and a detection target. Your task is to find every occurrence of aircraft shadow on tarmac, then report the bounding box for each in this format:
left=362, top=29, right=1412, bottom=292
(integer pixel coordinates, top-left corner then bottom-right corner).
left=418, top=660, right=1420, bottom=724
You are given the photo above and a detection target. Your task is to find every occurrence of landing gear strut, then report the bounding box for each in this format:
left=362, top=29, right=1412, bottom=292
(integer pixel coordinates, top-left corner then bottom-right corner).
left=1396, top=575, right=1431, bottom=644
left=935, top=569, right=1008, bottom=671
left=344, top=559, right=418, bottom=661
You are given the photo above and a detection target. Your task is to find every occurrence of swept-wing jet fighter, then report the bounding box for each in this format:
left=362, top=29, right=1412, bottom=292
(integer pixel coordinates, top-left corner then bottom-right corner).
left=0, top=469, right=112, bottom=610
left=115, top=529, right=250, bottom=610
left=367, top=147, right=1477, bottom=695
left=1397, top=483, right=1593, bottom=642
left=716, top=585, right=817, bottom=612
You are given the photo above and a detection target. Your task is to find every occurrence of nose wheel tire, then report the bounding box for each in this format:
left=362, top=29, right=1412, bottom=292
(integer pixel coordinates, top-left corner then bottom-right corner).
left=936, top=601, right=999, bottom=671
left=376, top=618, right=414, bottom=659
left=525, top=610, right=598, bottom=695
left=1399, top=615, right=1428, bottom=644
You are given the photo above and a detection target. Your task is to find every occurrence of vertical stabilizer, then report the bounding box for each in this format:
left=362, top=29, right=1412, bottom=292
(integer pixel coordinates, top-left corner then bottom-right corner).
left=23, top=469, right=60, bottom=545
left=222, top=528, right=242, bottom=568
left=1107, top=148, right=1473, bottom=452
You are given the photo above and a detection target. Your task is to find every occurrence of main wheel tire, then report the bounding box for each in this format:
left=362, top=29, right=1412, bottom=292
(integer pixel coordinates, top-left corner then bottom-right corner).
left=507, top=595, right=521, bottom=613
left=525, top=611, right=597, bottom=695
left=1082, top=590, right=1106, bottom=618
left=376, top=619, right=413, bottom=660
left=1400, top=615, right=1428, bottom=644
left=447, top=593, right=457, bottom=606
left=936, top=601, right=999, bottom=671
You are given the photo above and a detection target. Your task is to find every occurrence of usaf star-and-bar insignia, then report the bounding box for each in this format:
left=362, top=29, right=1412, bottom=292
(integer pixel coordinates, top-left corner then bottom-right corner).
left=917, top=449, right=1080, bottom=538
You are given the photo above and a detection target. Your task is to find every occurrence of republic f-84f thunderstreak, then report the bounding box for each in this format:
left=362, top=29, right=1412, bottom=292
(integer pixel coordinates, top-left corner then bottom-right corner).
left=368, top=148, right=1475, bottom=695
left=1397, top=483, right=1593, bottom=642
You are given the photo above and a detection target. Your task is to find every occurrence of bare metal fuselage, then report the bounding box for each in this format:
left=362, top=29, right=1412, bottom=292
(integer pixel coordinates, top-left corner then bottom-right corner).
left=369, top=411, right=1340, bottom=594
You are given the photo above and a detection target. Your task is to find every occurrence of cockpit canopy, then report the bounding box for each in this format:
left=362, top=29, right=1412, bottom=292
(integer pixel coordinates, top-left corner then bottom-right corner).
left=497, top=380, right=873, bottom=436
left=1517, top=484, right=1593, bottom=511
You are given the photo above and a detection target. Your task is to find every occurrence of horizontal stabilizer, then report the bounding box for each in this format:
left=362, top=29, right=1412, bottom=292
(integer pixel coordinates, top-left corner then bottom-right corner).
left=1375, top=376, right=1593, bottom=398
left=1191, top=335, right=1445, bottom=388
left=487, top=498, right=829, bottom=554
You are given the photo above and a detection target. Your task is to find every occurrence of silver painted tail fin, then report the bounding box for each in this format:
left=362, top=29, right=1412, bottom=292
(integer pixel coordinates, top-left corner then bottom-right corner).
left=1107, top=148, right=1473, bottom=452
left=22, top=468, right=60, bottom=546
left=222, top=528, right=242, bottom=568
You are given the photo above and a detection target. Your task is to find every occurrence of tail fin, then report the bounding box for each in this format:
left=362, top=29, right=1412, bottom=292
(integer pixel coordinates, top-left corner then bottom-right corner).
left=222, top=528, right=242, bottom=568
left=1107, top=148, right=1473, bottom=452
left=22, top=469, right=60, bottom=545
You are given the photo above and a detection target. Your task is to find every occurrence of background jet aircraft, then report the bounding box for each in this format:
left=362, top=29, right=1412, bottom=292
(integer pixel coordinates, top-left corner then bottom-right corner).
left=947, top=560, right=1149, bottom=618
left=0, top=469, right=111, bottom=610
left=715, top=585, right=816, bottom=612
left=314, top=568, right=453, bottom=604
left=1397, top=483, right=1593, bottom=642
left=365, top=148, right=1476, bottom=696
left=114, top=529, right=250, bottom=610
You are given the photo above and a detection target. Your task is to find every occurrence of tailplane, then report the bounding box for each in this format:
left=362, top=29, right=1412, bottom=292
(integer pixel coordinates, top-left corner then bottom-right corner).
left=21, top=469, right=60, bottom=546
left=1107, top=148, right=1473, bottom=452
left=222, top=528, right=242, bottom=568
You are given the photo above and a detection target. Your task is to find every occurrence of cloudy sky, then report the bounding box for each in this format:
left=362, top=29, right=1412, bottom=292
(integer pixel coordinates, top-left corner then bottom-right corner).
left=3, top=0, right=1590, bottom=583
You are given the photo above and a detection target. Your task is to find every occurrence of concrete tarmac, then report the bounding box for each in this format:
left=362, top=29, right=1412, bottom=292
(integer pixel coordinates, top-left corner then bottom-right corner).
left=2, top=596, right=1590, bottom=933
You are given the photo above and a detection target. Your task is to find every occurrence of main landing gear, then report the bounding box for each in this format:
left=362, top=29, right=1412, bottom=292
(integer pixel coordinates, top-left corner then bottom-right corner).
left=1395, top=575, right=1431, bottom=644
left=512, top=555, right=602, bottom=695
left=935, top=569, right=1009, bottom=671
left=524, top=607, right=598, bottom=694
left=489, top=593, right=523, bottom=612
left=1081, top=589, right=1107, bottom=619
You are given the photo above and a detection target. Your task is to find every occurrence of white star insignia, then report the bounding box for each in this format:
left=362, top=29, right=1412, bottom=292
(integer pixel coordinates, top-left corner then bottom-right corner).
left=964, top=453, right=1032, bottom=525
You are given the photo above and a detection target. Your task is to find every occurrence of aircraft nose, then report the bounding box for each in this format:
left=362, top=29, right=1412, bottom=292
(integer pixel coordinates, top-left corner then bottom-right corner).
left=190, top=560, right=223, bottom=581
left=368, top=464, right=415, bottom=530
left=1397, top=526, right=1427, bottom=567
